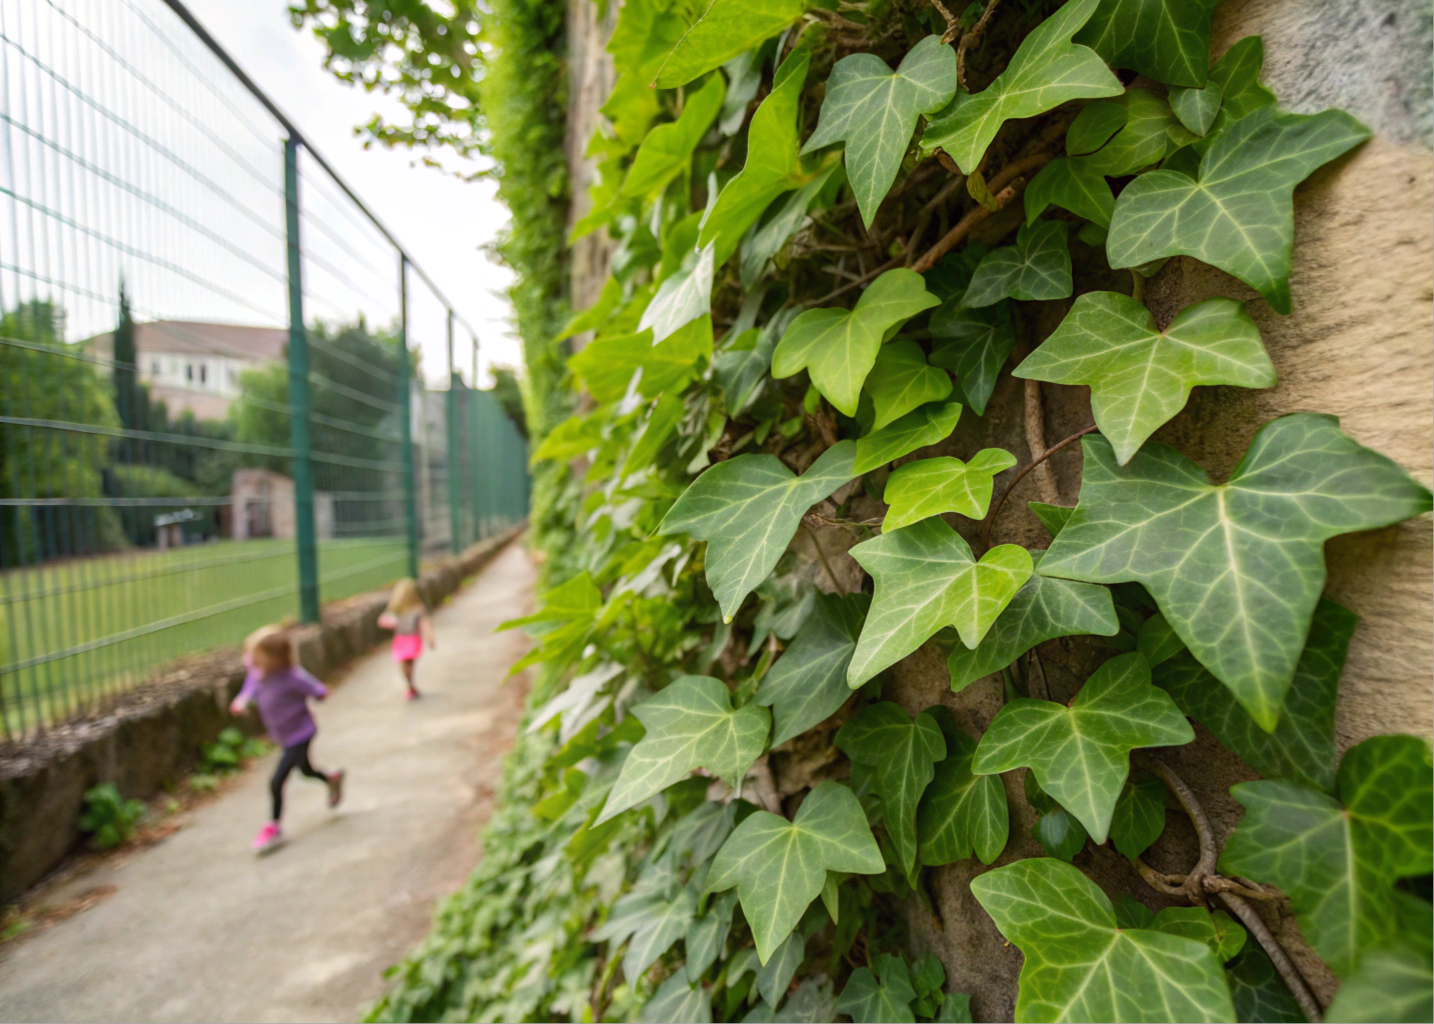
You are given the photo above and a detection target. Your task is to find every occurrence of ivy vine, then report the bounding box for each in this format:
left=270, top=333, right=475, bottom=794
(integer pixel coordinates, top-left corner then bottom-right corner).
left=371, top=1, right=1433, bottom=1021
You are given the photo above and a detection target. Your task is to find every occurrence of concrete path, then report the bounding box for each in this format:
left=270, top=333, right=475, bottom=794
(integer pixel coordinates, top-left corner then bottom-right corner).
left=0, top=541, right=536, bottom=1024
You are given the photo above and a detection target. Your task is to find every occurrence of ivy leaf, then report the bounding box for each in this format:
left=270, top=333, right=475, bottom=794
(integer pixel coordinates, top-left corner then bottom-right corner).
left=1154, top=598, right=1354, bottom=793
left=686, top=889, right=737, bottom=980
left=1107, top=107, right=1370, bottom=314
left=570, top=316, right=714, bottom=404
left=707, top=780, right=884, bottom=963
left=640, top=243, right=715, bottom=342
left=740, top=160, right=843, bottom=289
left=1109, top=771, right=1168, bottom=859
left=973, top=652, right=1193, bottom=842
left=1034, top=807, right=1089, bottom=862
left=1153, top=907, right=1246, bottom=963
left=1224, top=948, right=1305, bottom=1024
left=800, top=35, right=956, bottom=228
left=660, top=440, right=858, bottom=622
left=947, top=551, right=1119, bottom=692
left=921, top=0, right=1122, bottom=173
left=1170, top=80, right=1223, bottom=136
left=972, top=858, right=1237, bottom=1023
left=597, top=676, right=771, bottom=823
left=836, top=703, right=947, bottom=884
left=917, top=714, right=1010, bottom=866
left=772, top=269, right=940, bottom=416
left=532, top=410, right=605, bottom=464
left=937, top=992, right=975, bottom=1023
left=603, top=0, right=694, bottom=147
left=1028, top=91, right=1195, bottom=226
left=964, top=220, right=1072, bottom=307
left=1204, top=37, right=1276, bottom=138
left=848, top=517, right=1033, bottom=686
left=865, top=339, right=954, bottom=431
left=881, top=449, right=1016, bottom=532
left=1028, top=502, right=1075, bottom=539
left=929, top=298, right=1016, bottom=416
left=641, top=971, right=713, bottom=1024
left=1067, top=99, right=1128, bottom=155
left=624, top=390, right=686, bottom=477
left=1136, top=613, right=1185, bottom=668
left=853, top=400, right=963, bottom=475
left=1325, top=898, right=1434, bottom=1024
left=1040, top=415, right=1432, bottom=730
left=701, top=51, right=813, bottom=264
left=621, top=75, right=726, bottom=199
left=1014, top=292, right=1273, bottom=465
left=499, top=571, right=601, bottom=674
left=1219, top=735, right=1434, bottom=977
left=836, top=953, right=918, bottom=1024
left=755, top=592, right=869, bottom=747
left=1084, top=90, right=1196, bottom=175
left=1075, top=0, right=1220, bottom=87
left=718, top=310, right=796, bottom=417
left=654, top=0, right=805, bottom=89
left=744, top=975, right=839, bottom=1023
left=625, top=887, right=697, bottom=978
left=1023, top=157, right=1115, bottom=228
left=756, top=932, right=804, bottom=1005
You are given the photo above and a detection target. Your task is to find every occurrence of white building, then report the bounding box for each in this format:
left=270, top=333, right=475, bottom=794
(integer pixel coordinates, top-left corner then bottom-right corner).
left=88, top=320, right=287, bottom=421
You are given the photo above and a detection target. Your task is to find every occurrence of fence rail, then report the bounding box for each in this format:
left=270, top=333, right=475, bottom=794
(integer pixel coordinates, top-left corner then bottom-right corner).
left=0, top=0, right=529, bottom=738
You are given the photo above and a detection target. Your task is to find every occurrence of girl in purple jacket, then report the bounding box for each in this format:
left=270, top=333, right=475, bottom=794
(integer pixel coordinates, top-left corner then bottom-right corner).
left=230, top=627, right=345, bottom=853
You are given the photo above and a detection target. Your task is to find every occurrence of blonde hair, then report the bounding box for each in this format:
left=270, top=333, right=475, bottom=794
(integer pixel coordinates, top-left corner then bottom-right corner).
left=385, top=577, right=426, bottom=617
left=245, top=625, right=294, bottom=675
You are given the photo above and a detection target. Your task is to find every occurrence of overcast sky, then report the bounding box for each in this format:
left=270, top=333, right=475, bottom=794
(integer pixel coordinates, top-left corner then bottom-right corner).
left=183, top=0, right=521, bottom=388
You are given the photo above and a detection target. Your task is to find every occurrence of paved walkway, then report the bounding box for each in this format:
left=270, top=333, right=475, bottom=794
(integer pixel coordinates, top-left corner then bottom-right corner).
left=0, top=541, right=536, bottom=1024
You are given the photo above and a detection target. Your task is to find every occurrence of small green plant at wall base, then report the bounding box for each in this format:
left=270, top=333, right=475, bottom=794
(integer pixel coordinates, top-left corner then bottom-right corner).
left=79, top=783, right=145, bottom=851
left=200, top=727, right=270, bottom=776
left=304, top=0, right=1434, bottom=1021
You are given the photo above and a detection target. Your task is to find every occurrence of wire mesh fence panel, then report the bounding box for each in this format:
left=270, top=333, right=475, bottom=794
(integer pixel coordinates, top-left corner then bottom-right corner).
left=291, top=145, right=411, bottom=608
left=0, top=0, right=529, bottom=739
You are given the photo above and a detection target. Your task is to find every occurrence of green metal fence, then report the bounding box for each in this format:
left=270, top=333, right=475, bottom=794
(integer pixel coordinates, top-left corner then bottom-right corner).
left=0, top=0, right=529, bottom=738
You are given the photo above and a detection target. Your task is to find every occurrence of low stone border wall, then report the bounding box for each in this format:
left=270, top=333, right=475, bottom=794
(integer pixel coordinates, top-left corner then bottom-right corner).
left=0, top=525, right=525, bottom=902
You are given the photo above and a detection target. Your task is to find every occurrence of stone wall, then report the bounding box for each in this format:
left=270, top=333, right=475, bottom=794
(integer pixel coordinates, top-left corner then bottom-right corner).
left=0, top=526, right=523, bottom=903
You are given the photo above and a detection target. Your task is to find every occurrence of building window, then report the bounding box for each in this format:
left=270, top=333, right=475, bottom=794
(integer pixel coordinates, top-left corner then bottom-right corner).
left=199, top=364, right=207, bottom=385
left=186, top=363, right=193, bottom=381
left=151, top=360, right=160, bottom=376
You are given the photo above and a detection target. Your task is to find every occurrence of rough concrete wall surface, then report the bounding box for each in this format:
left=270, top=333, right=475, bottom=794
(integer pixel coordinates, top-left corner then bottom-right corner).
left=0, top=526, right=524, bottom=902
left=565, top=0, right=617, bottom=323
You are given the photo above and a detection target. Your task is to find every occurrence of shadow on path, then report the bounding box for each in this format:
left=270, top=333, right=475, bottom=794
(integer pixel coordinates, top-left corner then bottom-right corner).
left=0, top=542, right=536, bottom=1024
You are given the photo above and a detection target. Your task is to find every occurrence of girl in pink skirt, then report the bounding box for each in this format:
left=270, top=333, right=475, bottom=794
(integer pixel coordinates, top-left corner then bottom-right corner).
left=377, top=578, right=434, bottom=700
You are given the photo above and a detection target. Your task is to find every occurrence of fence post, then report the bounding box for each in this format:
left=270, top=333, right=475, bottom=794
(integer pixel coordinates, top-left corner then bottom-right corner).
left=284, top=136, right=320, bottom=623
left=398, top=256, right=420, bottom=579
left=445, top=310, right=462, bottom=554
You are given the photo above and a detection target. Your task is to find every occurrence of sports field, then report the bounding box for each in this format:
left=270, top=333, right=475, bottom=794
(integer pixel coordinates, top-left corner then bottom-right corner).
left=0, top=537, right=407, bottom=735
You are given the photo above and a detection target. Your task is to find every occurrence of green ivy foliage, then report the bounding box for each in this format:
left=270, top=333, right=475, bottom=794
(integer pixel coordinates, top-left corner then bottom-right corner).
left=370, top=1, right=1434, bottom=1021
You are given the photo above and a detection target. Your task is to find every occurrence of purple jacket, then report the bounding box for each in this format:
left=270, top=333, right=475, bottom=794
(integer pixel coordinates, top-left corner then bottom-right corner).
left=238, top=666, right=327, bottom=748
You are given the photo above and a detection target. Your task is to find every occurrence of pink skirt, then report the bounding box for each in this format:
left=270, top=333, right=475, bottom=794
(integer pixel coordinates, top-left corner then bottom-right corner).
left=392, top=634, right=422, bottom=662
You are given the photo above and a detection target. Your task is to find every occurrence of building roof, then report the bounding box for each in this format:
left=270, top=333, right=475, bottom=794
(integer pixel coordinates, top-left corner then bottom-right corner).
left=88, top=320, right=288, bottom=364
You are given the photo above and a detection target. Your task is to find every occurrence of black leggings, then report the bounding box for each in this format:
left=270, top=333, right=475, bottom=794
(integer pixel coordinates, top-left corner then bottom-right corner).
left=270, top=738, right=327, bottom=820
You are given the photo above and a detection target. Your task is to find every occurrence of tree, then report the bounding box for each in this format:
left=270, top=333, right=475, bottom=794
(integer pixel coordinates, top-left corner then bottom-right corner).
left=231, top=317, right=409, bottom=530
left=0, top=300, right=125, bottom=562
left=488, top=365, right=527, bottom=439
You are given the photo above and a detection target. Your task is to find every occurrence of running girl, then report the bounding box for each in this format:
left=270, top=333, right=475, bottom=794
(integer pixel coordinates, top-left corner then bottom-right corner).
left=377, top=578, right=434, bottom=700
left=230, top=626, right=344, bottom=853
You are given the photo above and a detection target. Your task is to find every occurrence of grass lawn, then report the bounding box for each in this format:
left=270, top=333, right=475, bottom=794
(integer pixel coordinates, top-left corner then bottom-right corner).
left=0, top=537, right=408, bottom=735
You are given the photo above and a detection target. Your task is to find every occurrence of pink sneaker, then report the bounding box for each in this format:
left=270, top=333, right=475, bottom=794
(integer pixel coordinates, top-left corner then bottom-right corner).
left=327, top=769, right=345, bottom=809
left=251, top=821, right=282, bottom=853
